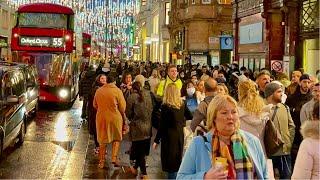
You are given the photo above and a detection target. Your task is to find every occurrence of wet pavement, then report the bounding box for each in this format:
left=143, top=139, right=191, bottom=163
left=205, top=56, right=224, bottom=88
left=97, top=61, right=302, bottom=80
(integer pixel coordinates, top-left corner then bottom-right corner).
left=83, top=128, right=166, bottom=179
left=0, top=99, right=166, bottom=179
left=0, top=99, right=86, bottom=179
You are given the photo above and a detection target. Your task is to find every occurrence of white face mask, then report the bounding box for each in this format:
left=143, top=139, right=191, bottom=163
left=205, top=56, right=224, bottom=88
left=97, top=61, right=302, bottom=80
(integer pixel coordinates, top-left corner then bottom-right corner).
left=281, top=93, right=287, bottom=103
left=187, top=87, right=196, bottom=96
left=191, top=79, right=198, bottom=84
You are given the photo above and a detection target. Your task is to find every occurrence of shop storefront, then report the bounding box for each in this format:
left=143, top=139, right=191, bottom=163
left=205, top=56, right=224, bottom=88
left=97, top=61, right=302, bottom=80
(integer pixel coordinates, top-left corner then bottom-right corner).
left=298, top=0, right=319, bottom=76
left=189, top=51, right=209, bottom=65
left=233, top=0, right=300, bottom=74
left=0, top=36, right=8, bottom=59
left=237, top=13, right=267, bottom=71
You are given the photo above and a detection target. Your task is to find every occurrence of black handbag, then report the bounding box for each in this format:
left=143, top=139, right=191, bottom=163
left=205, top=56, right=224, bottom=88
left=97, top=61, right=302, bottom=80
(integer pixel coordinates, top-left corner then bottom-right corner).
left=264, top=106, right=284, bottom=157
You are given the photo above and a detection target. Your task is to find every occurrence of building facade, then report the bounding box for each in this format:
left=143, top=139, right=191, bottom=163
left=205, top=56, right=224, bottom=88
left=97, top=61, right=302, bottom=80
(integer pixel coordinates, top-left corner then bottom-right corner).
left=233, top=0, right=318, bottom=75
left=0, top=2, right=15, bottom=60
left=134, top=0, right=171, bottom=62
left=168, top=0, right=233, bottom=65
left=297, top=0, right=319, bottom=75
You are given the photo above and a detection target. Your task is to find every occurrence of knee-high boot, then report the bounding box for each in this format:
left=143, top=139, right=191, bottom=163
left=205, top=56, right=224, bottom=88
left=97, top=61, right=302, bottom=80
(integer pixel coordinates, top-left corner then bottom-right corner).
left=111, top=141, right=120, bottom=166
left=98, top=145, right=106, bottom=168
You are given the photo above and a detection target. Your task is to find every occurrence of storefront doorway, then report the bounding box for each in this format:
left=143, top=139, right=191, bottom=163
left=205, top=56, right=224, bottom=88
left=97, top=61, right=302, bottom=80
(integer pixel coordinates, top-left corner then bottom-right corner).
left=303, top=38, right=319, bottom=76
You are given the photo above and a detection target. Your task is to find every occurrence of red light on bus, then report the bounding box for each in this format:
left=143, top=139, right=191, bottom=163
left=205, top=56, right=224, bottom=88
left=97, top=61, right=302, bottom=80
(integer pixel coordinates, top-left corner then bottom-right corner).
left=65, top=34, right=71, bottom=41
left=14, top=33, right=19, bottom=38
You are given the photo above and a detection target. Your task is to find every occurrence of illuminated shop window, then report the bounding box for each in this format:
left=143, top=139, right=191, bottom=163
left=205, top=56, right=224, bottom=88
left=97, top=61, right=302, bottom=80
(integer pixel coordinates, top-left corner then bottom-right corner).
left=202, top=0, right=211, bottom=4
left=142, top=0, right=147, bottom=6
left=300, top=0, right=319, bottom=33
left=218, top=0, right=231, bottom=4
left=165, top=2, right=170, bottom=25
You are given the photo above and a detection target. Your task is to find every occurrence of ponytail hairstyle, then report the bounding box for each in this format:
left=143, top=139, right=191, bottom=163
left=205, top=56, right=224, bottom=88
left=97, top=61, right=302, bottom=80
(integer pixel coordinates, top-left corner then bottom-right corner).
left=132, top=81, right=144, bottom=102
left=238, top=79, right=265, bottom=115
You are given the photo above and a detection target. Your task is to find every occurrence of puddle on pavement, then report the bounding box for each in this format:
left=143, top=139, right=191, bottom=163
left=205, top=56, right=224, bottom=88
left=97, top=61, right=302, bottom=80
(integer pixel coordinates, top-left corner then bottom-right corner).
left=51, top=140, right=76, bottom=152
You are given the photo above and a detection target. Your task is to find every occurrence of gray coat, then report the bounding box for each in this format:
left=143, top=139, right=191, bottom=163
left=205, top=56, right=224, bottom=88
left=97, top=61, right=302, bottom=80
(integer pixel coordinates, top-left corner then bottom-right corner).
left=126, top=90, right=154, bottom=141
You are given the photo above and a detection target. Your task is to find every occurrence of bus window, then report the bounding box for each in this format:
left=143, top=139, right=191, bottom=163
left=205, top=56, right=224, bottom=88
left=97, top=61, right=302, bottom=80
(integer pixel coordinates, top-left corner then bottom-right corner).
left=49, top=54, right=71, bottom=86
left=18, top=13, right=68, bottom=29
left=68, top=15, right=74, bottom=31
left=33, top=53, right=71, bottom=86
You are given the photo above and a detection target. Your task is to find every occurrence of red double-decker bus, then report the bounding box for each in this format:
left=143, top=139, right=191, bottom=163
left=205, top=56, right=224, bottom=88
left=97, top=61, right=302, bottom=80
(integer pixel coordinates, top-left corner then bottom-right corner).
left=11, top=3, right=79, bottom=104
left=82, top=33, right=91, bottom=58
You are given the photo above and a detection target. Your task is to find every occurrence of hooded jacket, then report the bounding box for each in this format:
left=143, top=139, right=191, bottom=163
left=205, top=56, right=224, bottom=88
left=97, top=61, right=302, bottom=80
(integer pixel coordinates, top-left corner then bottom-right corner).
left=292, top=120, right=320, bottom=179
left=238, top=105, right=272, bottom=156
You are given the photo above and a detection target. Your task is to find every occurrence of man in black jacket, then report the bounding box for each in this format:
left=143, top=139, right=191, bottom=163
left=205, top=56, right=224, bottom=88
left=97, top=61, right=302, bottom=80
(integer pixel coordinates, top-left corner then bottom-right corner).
left=286, top=74, right=313, bottom=164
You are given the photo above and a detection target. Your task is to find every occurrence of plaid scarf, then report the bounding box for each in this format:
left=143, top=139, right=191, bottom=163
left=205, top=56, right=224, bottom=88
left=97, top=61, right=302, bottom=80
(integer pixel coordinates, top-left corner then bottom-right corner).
left=212, top=130, right=254, bottom=179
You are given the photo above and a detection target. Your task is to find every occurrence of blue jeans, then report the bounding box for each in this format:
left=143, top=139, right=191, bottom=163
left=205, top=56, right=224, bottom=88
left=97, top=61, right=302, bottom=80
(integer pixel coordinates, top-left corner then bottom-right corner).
left=167, top=172, right=177, bottom=179
left=271, top=155, right=292, bottom=179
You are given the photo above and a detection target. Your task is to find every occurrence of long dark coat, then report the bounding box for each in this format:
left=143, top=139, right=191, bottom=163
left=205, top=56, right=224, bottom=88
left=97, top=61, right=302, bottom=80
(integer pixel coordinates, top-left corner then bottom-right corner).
left=154, top=103, right=192, bottom=172
left=88, top=82, right=102, bottom=135
left=126, top=90, right=154, bottom=141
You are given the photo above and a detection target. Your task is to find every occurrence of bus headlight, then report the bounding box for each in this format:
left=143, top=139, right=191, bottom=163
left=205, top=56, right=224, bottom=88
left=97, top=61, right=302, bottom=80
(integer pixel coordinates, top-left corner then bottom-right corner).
left=65, top=35, right=71, bottom=41
left=59, top=89, right=68, bottom=98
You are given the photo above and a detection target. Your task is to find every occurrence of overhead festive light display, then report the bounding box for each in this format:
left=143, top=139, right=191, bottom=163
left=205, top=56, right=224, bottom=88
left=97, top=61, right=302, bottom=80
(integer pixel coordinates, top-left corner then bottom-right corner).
left=6, top=0, right=139, bottom=54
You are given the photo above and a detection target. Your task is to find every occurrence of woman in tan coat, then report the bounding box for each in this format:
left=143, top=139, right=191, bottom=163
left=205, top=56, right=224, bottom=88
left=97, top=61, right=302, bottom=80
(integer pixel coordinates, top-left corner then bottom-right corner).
left=93, top=73, right=126, bottom=168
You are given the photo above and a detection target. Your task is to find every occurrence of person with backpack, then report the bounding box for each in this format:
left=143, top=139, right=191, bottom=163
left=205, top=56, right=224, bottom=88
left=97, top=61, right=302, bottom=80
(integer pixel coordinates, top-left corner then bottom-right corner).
left=238, top=79, right=271, bottom=155
left=126, top=81, right=154, bottom=179
left=265, top=82, right=295, bottom=179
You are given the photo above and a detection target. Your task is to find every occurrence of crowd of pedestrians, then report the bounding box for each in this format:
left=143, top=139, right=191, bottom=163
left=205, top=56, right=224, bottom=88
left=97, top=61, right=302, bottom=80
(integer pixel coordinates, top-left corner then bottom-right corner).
left=79, top=60, right=320, bottom=179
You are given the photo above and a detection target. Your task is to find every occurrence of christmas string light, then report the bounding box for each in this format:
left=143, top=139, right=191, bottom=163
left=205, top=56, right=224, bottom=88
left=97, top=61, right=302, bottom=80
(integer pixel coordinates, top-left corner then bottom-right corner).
left=6, top=0, right=138, bottom=51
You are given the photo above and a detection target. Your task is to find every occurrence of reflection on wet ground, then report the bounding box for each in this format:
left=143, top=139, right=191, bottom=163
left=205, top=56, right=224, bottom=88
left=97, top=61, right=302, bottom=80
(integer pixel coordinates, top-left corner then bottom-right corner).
left=51, top=140, right=76, bottom=152
left=83, top=129, right=167, bottom=179
left=0, top=99, right=84, bottom=179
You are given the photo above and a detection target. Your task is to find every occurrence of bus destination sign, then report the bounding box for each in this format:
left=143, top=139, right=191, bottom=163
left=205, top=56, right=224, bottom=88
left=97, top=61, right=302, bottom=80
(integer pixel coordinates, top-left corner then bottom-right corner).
left=20, top=36, right=64, bottom=47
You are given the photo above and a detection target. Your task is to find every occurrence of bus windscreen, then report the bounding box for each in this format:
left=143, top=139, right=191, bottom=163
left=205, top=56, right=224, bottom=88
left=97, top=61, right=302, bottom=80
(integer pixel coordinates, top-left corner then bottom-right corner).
left=31, top=53, right=71, bottom=86
left=18, top=13, right=68, bottom=29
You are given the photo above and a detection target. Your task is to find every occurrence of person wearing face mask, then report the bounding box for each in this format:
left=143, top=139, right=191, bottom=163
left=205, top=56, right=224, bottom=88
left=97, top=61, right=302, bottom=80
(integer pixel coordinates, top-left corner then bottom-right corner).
left=181, top=81, right=199, bottom=114
left=148, top=69, right=160, bottom=94
left=191, top=74, right=198, bottom=85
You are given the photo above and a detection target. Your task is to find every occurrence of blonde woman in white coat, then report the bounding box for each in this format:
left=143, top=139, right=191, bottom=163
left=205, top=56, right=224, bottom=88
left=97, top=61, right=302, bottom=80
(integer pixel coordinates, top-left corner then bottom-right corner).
left=238, top=79, right=275, bottom=179
left=292, top=102, right=320, bottom=180
left=237, top=79, right=271, bottom=155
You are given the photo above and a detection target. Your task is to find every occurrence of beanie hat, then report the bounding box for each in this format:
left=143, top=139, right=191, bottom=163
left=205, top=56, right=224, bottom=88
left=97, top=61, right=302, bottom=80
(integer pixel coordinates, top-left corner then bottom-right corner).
left=300, top=74, right=311, bottom=81
left=264, top=82, right=282, bottom=98
left=135, top=74, right=145, bottom=87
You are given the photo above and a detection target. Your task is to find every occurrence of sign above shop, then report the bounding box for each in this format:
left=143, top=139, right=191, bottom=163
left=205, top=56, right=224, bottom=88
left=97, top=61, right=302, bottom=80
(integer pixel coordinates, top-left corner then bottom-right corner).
left=239, top=22, right=263, bottom=44
left=209, top=37, right=219, bottom=44
left=220, top=36, right=233, bottom=50
left=20, top=36, right=65, bottom=47
left=189, top=51, right=209, bottom=55
left=0, top=36, right=8, bottom=48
